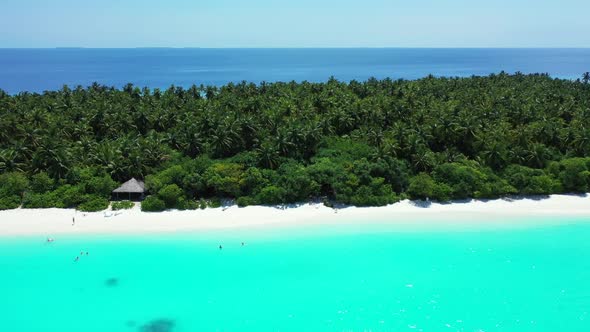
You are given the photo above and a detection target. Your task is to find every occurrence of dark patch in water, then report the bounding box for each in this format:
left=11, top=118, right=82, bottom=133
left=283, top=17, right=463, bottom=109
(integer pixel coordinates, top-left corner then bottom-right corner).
left=139, top=319, right=175, bottom=332
left=105, top=278, right=119, bottom=287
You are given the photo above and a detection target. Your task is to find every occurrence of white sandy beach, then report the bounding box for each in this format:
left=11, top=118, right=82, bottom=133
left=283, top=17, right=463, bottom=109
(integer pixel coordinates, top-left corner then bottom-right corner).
left=0, top=194, right=589, bottom=237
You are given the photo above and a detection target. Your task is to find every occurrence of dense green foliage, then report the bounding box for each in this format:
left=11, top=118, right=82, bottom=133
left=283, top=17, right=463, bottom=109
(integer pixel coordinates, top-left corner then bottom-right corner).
left=111, top=200, right=135, bottom=210
left=1, top=73, right=590, bottom=209
left=141, top=196, right=166, bottom=212
left=78, top=196, right=110, bottom=212
left=0, top=168, right=117, bottom=210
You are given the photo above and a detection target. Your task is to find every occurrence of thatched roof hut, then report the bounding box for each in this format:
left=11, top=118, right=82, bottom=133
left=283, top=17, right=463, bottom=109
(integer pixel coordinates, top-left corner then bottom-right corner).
left=112, top=178, right=145, bottom=200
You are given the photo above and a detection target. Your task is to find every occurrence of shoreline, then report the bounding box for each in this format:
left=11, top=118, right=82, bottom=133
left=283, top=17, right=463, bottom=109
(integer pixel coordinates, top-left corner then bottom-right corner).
left=1, top=194, right=589, bottom=237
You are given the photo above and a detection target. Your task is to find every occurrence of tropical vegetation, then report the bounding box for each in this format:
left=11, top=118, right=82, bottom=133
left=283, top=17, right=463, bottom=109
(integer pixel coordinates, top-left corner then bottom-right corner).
left=1, top=73, right=590, bottom=211
left=111, top=200, right=135, bottom=210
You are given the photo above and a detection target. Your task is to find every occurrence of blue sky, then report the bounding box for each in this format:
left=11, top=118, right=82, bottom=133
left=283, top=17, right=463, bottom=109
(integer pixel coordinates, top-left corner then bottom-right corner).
left=1, top=0, right=589, bottom=48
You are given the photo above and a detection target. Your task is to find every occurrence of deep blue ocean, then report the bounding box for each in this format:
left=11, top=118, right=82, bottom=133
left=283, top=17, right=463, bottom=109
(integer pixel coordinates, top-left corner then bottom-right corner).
left=1, top=48, right=589, bottom=94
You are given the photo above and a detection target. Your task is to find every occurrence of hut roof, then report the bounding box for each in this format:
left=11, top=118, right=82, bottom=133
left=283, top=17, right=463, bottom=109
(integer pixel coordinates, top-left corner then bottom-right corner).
left=112, top=178, right=145, bottom=193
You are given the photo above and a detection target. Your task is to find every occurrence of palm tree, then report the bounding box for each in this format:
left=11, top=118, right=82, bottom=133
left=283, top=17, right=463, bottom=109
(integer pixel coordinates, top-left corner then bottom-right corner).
left=572, top=130, right=590, bottom=156
left=32, top=144, right=72, bottom=179
left=410, top=149, right=436, bottom=172
left=480, top=140, right=508, bottom=170
left=0, top=149, right=25, bottom=173
left=583, top=72, right=590, bottom=84
left=275, top=126, right=298, bottom=157
left=90, top=142, right=123, bottom=177
left=532, top=143, right=552, bottom=168
left=256, top=141, right=280, bottom=169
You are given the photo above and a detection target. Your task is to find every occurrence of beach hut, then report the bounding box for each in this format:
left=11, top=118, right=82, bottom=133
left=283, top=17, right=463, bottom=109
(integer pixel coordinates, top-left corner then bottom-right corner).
left=112, top=178, right=146, bottom=201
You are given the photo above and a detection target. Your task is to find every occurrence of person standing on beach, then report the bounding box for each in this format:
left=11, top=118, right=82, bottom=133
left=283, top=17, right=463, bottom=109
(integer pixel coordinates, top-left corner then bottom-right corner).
left=72, top=217, right=75, bottom=226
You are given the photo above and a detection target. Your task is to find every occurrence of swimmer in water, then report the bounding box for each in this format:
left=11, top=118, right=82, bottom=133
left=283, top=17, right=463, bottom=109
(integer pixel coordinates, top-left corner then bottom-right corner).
left=47, top=238, right=54, bottom=243
left=241, top=242, right=245, bottom=246
left=219, top=245, right=223, bottom=250
left=74, top=256, right=79, bottom=262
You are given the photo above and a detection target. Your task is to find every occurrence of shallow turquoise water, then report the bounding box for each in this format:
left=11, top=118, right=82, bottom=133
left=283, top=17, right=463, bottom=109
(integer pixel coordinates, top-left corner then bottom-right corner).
left=1, top=218, right=589, bottom=332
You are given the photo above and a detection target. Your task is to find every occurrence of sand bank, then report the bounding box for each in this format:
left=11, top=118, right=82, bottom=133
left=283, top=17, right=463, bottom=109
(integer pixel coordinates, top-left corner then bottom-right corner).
left=0, top=194, right=589, bottom=237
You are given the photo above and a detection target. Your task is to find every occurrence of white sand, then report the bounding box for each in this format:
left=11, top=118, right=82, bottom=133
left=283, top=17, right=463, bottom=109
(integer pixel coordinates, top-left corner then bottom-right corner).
left=0, top=194, right=589, bottom=237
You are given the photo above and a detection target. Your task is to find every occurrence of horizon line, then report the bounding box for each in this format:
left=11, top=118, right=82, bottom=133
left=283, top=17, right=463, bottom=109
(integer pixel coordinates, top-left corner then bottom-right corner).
left=1, top=46, right=590, bottom=50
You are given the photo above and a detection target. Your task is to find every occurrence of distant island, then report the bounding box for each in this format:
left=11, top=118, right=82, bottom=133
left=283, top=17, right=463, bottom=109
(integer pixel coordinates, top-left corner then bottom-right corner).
left=1, top=72, right=590, bottom=212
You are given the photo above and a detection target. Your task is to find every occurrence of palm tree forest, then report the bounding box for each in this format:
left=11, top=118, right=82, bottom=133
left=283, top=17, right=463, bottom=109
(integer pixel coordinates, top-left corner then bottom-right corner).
left=1, top=72, right=590, bottom=211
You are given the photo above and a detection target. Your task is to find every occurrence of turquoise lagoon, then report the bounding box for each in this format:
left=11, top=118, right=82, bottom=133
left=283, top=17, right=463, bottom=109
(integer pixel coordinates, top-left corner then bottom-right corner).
left=1, top=218, right=589, bottom=332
